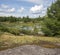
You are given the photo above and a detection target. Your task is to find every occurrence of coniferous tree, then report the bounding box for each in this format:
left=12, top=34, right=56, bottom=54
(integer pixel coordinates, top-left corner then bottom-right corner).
left=42, top=0, right=60, bottom=36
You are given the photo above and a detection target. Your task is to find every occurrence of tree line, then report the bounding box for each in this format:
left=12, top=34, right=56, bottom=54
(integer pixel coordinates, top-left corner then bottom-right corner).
left=0, top=16, right=43, bottom=23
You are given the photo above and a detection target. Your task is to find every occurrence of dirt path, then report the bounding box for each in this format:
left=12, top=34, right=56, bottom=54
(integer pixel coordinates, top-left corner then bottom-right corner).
left=0, top=45, right=60, bottom=55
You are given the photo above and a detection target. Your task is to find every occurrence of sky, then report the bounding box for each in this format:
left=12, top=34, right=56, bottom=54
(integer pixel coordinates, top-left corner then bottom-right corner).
left=0, top=0, right=55, bottom=17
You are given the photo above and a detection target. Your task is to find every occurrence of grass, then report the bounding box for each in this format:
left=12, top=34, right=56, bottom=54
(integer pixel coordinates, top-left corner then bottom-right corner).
left=0, top=32, right=60, bottom=51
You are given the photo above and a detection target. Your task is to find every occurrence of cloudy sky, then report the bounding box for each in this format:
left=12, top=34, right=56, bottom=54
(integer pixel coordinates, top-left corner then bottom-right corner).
left=0, top=0, right=55, bottom=17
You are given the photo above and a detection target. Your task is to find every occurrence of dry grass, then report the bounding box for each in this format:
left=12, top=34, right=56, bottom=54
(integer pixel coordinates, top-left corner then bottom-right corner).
left=0, top=33, right=60, bottom=51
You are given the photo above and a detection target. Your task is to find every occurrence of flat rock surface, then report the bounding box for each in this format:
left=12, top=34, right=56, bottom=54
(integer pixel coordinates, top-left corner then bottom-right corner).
left=0, top=45, right=60, bottom=55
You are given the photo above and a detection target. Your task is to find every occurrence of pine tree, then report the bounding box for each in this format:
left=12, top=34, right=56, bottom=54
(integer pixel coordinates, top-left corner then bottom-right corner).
left=42, top=0, right=60, bottom=36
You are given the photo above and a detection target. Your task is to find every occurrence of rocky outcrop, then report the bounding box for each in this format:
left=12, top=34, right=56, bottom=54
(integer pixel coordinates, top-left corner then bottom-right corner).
left=0, top=45, right=60, bottom=55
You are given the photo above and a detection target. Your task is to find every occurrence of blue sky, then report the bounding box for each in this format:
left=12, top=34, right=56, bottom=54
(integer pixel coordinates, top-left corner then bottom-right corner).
left=0, top=0, right=55, bottom=17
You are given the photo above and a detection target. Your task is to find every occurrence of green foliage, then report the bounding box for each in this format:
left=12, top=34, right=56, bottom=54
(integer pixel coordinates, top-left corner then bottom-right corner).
left=42, top=0, right=60, bottom=36
left=22, top=16, right=31, bottom=23
left=47, top=0, right=60, bottom=20
left=21, top=29, right=32, bottom=35
left=0, top=16, right=21, bottom=22
left=0, top=16, right=42, bottom=23
left=0, top=23, right=8, bottom=32
left=33, top=27, right=38, bottom=35
left=0, top=0, right=60, bottom=36
left=7, top=28, right=20, bottom=35
left=0, top=16, right=42, bottom=36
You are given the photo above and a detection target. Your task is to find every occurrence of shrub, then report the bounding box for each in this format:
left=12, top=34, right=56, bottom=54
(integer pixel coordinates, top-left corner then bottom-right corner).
left=7, top=28, right=20, bottom=35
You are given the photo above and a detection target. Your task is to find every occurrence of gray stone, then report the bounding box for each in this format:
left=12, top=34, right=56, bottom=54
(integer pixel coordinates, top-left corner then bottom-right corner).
left=0, top=45, right=60, bottom=55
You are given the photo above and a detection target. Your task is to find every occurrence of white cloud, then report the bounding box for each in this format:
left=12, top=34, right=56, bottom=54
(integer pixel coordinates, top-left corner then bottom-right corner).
left=18, top=0, right=42, bottom=4
left=28, top=0, right=40, bottom=3
left=24, top=0, right=43, bottom=4
left=28, top=0, right=39, bottom=2
left=1, top=4, right=8, bottom=8
left=7, top=8, right=15, bottom=13
left=0, top=4, right=15, bottom=13
left=0, top=9, right=3, bottom=12
left=17, top=7, right=25, bottom=13
left=0, top=8, right=15, bottom=13
left=33, top=14, right=39, bottom=17
left=30, top=5, right=43, bottom=14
